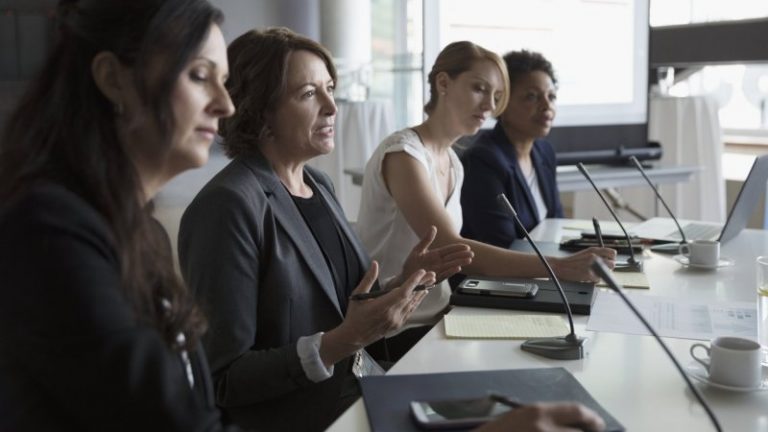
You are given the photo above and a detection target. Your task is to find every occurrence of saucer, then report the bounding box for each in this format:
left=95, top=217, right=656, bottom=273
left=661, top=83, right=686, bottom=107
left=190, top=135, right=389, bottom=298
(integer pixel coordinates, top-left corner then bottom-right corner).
left=685, top=361, right=768, bottom=392
left=673, top=255, right=734, bottom=270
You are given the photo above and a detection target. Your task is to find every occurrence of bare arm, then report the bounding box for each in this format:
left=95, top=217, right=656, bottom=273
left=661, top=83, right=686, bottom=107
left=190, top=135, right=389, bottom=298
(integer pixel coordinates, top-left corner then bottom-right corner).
left=382, top=152, right=615, bottom=281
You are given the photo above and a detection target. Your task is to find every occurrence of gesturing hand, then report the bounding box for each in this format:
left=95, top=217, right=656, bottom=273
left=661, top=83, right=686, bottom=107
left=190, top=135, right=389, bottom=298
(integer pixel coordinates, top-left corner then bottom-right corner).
left=320, top=262, right=435, bottom=367
left=397, top=226, right=473, bottom=286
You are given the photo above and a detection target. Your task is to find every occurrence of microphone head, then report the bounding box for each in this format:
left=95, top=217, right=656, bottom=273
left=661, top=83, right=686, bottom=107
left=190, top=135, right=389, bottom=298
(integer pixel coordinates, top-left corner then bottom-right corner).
left=496, top=194, right=517, bottom=217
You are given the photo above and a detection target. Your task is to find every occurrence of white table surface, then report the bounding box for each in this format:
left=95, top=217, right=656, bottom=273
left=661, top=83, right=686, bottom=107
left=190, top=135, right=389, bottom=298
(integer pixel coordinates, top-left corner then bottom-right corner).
left=326, top=219, right=768, bottom=432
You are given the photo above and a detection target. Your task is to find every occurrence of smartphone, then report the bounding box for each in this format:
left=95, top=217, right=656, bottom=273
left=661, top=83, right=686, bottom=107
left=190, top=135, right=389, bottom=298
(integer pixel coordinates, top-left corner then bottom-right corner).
left=410, top=396, right=513, bottom=429
left=457, top=278, right=538, bottom=298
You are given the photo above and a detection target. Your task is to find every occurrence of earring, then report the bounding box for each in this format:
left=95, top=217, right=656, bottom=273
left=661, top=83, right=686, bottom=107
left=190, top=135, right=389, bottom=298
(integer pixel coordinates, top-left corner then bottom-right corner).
left=113, top=102, right=124, bottom=116
left=440, top=91, right=446, bottom=96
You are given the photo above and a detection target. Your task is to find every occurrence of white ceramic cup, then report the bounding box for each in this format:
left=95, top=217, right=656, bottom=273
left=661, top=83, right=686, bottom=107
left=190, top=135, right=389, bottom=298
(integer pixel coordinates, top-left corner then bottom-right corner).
left=679, top=240, right=720, bottom=267
left=689, top=336, right=762, bottom=388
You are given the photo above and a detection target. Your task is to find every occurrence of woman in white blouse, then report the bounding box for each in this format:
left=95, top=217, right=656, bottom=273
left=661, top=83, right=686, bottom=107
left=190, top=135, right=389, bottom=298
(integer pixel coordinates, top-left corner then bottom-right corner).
left=356, top=41, right=616, bottom=358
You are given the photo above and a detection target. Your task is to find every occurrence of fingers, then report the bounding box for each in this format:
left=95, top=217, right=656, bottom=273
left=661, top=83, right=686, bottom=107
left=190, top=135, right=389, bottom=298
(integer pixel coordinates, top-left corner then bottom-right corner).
left=547, top=403, right=606, bottom=432
left=351, top=261, right=379, bottom=295
left=413, top=225, right=438, bottom=255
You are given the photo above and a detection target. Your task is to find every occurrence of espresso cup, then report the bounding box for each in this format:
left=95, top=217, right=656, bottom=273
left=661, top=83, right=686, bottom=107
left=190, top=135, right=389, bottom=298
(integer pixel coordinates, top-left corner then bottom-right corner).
left=689, top=336, right=762, bottom=388
left=679, top=240, right=720, bottom=267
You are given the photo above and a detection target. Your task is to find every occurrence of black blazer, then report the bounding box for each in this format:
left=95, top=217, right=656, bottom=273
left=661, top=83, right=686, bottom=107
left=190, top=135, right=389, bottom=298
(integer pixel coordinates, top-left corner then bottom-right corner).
left=460, top=123, right=564, bottom=248
left=178, top=151, right=370, bottom=432
left=0, top=182, right=233, bottom=432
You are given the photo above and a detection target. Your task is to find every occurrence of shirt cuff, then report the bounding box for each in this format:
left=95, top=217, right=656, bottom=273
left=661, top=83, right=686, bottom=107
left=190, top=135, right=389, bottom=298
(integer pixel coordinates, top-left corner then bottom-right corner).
left=297, top=332, right=334, bottom=383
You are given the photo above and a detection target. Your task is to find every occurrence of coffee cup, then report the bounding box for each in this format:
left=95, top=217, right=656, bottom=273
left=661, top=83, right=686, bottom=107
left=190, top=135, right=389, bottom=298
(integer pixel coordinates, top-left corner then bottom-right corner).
left=679, top=240, right=720, bottom=267
left=689, top=336, right=762, bottom=388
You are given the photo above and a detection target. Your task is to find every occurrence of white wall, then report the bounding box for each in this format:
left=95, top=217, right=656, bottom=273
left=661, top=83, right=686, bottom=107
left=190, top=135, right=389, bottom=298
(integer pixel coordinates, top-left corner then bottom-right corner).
left=210, top=0, right=279, bottom=43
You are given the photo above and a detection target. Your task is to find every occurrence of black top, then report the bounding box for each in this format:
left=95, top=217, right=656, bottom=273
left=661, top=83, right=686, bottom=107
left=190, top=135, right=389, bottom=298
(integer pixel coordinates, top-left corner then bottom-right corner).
left=0, top=182, right=238, bottom=432
left=291, top=180, right=361, bottom=314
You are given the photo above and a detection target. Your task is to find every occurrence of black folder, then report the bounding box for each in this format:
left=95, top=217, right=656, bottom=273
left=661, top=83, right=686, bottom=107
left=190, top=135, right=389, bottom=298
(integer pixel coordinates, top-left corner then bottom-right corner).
left=450, top=277, right=596, bottom=315
left=360, top=367, right=624, bottom=432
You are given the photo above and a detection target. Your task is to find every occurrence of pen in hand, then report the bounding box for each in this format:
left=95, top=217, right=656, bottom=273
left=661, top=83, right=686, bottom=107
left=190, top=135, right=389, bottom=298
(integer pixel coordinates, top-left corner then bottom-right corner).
left=349, top=284, right=432, bottom=301
left=592, top=217, right=605, bottom=248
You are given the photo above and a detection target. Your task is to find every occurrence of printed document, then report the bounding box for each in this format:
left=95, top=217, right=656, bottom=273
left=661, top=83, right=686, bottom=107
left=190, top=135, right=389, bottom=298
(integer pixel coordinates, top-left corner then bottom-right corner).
left=586, top=290, right=757, bottom=341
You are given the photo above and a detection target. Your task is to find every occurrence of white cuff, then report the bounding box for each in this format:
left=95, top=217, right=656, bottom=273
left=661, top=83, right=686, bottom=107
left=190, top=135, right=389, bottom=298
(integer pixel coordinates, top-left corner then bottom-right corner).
left=297, top=332, right=334, bottom=383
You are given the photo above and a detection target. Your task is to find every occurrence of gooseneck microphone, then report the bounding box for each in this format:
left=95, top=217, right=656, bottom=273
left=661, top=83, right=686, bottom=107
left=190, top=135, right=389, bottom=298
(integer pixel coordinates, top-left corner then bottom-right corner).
left=629, top=156, right=688, bottom=254
left=591, top=259, right=722, bottom=432
left=497, top=194, right=585, bottom=360
left=576, top=163, right=643, bottom=272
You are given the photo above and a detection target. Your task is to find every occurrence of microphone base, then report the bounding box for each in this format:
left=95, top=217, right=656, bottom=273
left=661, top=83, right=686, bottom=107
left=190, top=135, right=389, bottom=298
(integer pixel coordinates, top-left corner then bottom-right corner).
left=614, top=260, right=643, bottom=272
left=521, top=335, right=586, bottom=360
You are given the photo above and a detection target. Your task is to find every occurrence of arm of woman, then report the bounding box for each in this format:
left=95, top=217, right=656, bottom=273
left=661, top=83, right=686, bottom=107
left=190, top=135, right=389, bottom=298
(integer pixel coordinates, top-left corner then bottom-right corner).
left=382, top=152, right=615, bottom=281
left=0, top=186, right=233, bottom=431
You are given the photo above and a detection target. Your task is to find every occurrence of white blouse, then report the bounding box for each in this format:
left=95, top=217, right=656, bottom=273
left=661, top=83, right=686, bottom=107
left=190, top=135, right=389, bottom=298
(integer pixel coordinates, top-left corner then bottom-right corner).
left=356, top=128, right=464, bottom=329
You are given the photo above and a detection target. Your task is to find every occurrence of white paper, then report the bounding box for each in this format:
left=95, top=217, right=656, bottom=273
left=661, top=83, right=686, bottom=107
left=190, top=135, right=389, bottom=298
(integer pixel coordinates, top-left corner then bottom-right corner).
left=586, top=291, right=757, bottom=341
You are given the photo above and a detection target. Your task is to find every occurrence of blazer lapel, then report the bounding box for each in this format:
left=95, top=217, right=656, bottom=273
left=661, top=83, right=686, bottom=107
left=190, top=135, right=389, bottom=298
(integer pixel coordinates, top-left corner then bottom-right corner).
left=240, top=152, right=343, bottom=316
left=492, top=125, right=540, bottom=221
left=531, top=142, right=555, bottom=217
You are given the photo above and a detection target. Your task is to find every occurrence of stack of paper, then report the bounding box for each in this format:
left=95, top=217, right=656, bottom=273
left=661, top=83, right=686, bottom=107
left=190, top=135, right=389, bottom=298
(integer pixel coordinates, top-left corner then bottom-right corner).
left=444, top=314, right=570, bottom=339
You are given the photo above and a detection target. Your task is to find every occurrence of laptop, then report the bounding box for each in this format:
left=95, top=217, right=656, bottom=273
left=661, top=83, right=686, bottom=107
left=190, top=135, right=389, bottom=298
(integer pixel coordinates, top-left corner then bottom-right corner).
left=629, top=154, right=768, bottom=244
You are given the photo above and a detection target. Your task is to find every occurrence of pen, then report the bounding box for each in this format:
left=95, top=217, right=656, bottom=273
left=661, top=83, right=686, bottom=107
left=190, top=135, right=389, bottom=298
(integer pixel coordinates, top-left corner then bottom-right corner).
left=488, top=392, right=525, bottom=409
left=592, top=217, right=605, bottom=248
left=349, top=284, right=431, bottom=301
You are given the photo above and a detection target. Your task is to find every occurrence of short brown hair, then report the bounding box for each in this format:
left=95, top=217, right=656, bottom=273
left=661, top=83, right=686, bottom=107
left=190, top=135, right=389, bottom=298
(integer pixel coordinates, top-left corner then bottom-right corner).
left=424, top=41, right=509, bottom=117
left=220, top=27, right=337, bottom=158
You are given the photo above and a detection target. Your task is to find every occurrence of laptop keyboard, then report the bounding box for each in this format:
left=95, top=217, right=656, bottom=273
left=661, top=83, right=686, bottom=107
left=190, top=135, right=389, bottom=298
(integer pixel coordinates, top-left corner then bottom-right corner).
left=665, top=223, right=721, bottom=241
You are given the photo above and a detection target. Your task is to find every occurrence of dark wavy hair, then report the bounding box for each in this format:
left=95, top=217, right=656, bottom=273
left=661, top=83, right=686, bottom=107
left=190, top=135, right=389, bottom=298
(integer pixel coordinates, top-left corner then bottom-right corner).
left=424, top=41, right=509, bottom=117
left=0, top=0, right=223, bottom=350
left=220, top=26, right=337, bottom=158
left=502, top=49, right=558, bottom=90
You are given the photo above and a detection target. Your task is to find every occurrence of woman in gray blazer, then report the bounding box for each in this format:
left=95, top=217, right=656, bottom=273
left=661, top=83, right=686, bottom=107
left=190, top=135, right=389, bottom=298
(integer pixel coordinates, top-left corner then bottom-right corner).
left=178, top=27, right=473, bottom=432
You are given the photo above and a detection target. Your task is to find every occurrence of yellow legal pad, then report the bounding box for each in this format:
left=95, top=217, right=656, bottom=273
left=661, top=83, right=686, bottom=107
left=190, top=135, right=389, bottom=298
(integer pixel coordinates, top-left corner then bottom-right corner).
left=444, top=314, right=570, bottom=339
left=596, top=270, right=650, bottom=289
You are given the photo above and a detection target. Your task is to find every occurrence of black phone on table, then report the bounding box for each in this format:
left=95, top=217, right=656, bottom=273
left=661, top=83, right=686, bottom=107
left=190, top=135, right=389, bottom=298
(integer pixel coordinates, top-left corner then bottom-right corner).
left=456, top=278, right=538, bottom=298
left=410, top=396, right=513, bottom=429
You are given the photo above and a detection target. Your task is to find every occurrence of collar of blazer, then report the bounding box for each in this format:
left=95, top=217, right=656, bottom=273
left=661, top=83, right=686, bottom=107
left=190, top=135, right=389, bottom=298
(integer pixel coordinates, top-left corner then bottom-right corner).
left=239, top=150, right=371, bottom=317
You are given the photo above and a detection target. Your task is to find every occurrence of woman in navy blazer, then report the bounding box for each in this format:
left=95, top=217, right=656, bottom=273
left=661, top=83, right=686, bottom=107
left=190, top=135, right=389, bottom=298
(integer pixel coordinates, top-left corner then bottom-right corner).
left=461, top=50, right=564, bottom=248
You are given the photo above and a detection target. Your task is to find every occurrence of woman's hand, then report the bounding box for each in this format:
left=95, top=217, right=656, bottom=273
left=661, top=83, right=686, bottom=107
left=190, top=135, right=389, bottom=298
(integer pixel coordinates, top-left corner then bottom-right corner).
left=393, top=226, right=473, bottom=287
left=550, top=247, right=617, bottom=282
left=320, top=262, right=435, bottom=367
left=473, top=403, right=605, bottom=432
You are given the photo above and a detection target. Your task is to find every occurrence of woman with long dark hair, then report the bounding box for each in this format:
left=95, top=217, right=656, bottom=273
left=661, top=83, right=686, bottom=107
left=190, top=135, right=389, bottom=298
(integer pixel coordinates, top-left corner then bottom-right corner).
left=0, top=0, right=236, bottom=429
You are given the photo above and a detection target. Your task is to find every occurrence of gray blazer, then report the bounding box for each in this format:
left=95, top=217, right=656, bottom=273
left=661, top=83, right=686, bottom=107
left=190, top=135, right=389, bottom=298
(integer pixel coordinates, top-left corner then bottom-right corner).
left=178, top=151, right=371, bottom=432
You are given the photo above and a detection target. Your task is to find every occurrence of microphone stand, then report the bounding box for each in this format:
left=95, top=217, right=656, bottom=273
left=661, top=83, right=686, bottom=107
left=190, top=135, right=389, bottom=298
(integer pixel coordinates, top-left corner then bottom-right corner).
left=591, top=259, right=722, bottom=432
left=497, top=194, right=585, bottom=360
left=629, top=156, right=689, bottom=254
left=577, top=163, right=643, bottom=272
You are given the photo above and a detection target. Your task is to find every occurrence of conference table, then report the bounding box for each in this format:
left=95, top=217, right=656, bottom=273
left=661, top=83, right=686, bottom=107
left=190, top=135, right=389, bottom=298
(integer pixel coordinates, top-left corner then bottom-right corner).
left=326, top=219, right=768, bottom=432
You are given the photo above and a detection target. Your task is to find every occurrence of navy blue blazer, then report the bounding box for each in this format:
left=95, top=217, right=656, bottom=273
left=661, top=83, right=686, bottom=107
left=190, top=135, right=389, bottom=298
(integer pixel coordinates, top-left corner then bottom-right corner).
left=460, top=123, right=564, bottom=248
